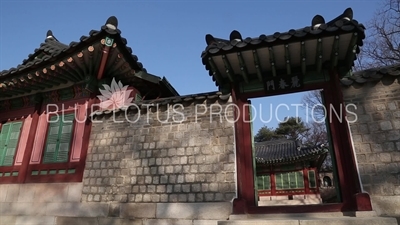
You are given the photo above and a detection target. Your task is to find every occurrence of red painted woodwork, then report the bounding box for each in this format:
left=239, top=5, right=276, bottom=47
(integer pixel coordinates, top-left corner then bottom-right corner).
left=30, top=113, right=48, bottom=164
left=231, top=73, right=372, bottom=213
left=0, top=94, right=94, bottom=184
left=14, top=116, right=32, bottom=166
left=70, top=101, right=88, bottom=162
left=257, top=168, right=319, bottom=197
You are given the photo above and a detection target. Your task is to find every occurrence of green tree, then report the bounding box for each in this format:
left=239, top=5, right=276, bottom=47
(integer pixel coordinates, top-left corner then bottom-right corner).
left=275, top=117, right=308, bottom=141
left=254, top=125, right=281, bottom=142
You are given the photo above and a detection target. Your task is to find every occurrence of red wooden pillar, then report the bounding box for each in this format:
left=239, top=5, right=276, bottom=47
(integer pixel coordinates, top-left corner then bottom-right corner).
left=326, top=70, right=372, bottom=211
left=232, top=86, right=250, bottom=214
left=17, top=101, right=42, bottom=183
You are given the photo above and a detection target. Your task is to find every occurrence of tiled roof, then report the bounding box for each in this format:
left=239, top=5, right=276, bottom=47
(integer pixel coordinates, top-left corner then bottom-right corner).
left=0, top=16, right=146, bottom=78
left=201, top=8, right=365, bottom=66
left=90, top=91, right=231, bottom=117
left=340, top=63, right=400, bottom=86
left=21, top=30, right=69, bottom=66
left=255, top=139, right=328, bottom=165
left=200, top=8, right=366, bottom=88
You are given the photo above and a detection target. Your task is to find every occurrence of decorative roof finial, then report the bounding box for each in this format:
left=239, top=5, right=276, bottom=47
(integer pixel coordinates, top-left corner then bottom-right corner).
left=205, top=34, right=216, bottom=45
left=312, top=15, right=325, bottom=29
left=46, top=30, right=54, bottom=39
left=105, top=16, right=118, bottom=30
left=229, top=30, right=242, bottom=42
left=342, top=8, right=353, bottom=21
left=46, top=30, right=59, bottom=42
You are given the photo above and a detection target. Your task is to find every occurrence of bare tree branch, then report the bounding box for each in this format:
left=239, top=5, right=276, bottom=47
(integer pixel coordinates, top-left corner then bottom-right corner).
left=357, top=0, right=400, bottom=69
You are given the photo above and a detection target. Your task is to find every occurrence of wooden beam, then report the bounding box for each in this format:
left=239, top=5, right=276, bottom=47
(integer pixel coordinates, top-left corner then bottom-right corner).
left=208, top=57, right=224, bottom=85
left=268, top=47, right=277, bottom=77
left=221, top=55, right=235, bottom=82
left=85, top=46, right=94, bottom=76
left=76, top=52, right=88, bottom=77
left=344, top=32, right=359, bottom=69
left=36, top=70, right=60, bottom=86
left=284, top=44, right=291, bottom=75
left=105, top=54, right=125, bottom=77
left=66, top=57, right=85, bottom=80
left=252, top=50, right=263, bottom=82
left=330, top=36, right=340, bottom=70
left=237, top=52, right=249, bottom=83
left=0, top=82, right=26, bottom=94
left=22, top=74, right=45, bottom=90
left=315, top=38, right=323, bottom=73
left=58, top=61, right=81, bottom=82
left=301, top=41, right=307, bottom=75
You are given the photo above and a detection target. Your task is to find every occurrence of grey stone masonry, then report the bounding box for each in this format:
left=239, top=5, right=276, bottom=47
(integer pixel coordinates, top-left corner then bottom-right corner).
left=342, top=77, right=400, bottom=197
left=83, top=96, right=236, bottom=203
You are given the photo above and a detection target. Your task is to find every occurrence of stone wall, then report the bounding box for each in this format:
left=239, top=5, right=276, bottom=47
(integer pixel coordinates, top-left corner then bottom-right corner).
left=81, top=94, right=236, bottom=219
left=342, top=78, right=400, bottom=216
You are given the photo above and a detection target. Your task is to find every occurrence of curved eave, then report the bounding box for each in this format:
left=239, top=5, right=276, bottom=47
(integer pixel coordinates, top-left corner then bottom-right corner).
left=340, top=63, right=400, bottom=86
left=255, top=148, right=329, bottom=166
left=202, top=20, right=365, bottom=87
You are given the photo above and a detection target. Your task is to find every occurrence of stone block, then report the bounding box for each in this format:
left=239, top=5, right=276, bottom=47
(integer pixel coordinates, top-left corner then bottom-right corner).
left=5, top=184, right=20, bottom=202
left=45, top=202, right=108, bottom=217
left=193, top=220, right=219, bottom=225
left=380, top=121, right=393, bottom=131
left=0, top=216, right=17, bottom=225
left=98, top=217, right=143, bottom=225
left=120, top=203, right=156, bottom=219
left=34, top=183, right=69, bottom=203
left=0, top=184, right=8, bottom=202
left=0, top=202, right=46, bottom=216
left=156, top=202, right=231, bottom=220
left=16, top=216, right=55, bottom=225
left=56, top=217, right=98, bottom=225
left=144, top=219, right=192, bottom=225
left=67, top=183, right=83, bottom=202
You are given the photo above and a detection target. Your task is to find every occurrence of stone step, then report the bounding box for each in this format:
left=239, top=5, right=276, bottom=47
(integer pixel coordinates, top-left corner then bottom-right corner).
left=229, top=211, right=376, bottom=220
left=218, top=217, right=398, bottom=225
left=0, top=215, right=397, bottom=225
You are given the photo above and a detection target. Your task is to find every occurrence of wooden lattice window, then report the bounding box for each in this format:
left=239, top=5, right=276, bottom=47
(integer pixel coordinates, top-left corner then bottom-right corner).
left=43, top=113, right=75, bottom=163
left=276, top=171, right=304, bottom=190
left=257, top=175, right=271, bottom=190
left=308, top=170, right=317, bottom=188
left=0, top=121, right=22, bottom=166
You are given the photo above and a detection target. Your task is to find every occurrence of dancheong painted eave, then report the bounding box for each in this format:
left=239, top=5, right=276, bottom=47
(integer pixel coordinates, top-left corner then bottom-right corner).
left=201, top=8, right=366, bottom=87
left=0, top=16, right=179, bottom=99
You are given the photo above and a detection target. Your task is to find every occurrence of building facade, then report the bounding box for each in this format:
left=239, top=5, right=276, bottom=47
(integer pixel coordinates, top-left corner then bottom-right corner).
left=0, top=9, right=399, bottom=225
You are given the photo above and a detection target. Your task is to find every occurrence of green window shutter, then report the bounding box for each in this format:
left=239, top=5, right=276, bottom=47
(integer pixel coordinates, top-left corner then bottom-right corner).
left=282, top=173, right=290, bottom=189
left=43, top=114, right=74, bottom=163
left=297, top=171, right=305, bottom=188
left=0, top=124, right=12, bottom=166
left=275, top=173, right=282, bottom=189
left=263, top=175, right=271, bottom=190
left=289, top=172, right=297, bottom=188
left=257, top=176, right=264, bottom=190
left=257, top=175, right=271, bottom=190
left=309, top=170, right=316, bottom=188
left=0, top=122, right=22, bottom=166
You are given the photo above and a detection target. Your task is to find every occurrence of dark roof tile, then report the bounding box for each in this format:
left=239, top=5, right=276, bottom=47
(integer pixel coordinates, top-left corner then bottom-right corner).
left=0, top=16, right=147, bottom=79
left=201, top=8, right=365, bottom=62
left=90, top=91, right=231, bottom=117
left=255, top=139, right=328, bottom=165
left=340, top=63, right=400, bottom=86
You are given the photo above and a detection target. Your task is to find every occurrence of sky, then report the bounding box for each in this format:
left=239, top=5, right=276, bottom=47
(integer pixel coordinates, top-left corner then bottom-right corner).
left=0, top=0, right=382, bottom=133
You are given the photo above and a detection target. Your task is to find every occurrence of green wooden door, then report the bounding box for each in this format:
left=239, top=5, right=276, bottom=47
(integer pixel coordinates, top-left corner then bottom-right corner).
left=0, top=121, right=23, bottom=166
left=43, top=113, right=74, bottom=163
